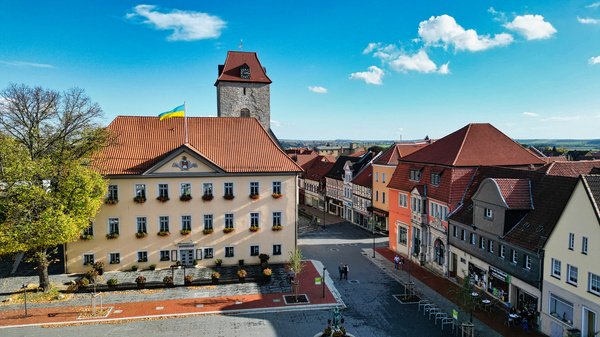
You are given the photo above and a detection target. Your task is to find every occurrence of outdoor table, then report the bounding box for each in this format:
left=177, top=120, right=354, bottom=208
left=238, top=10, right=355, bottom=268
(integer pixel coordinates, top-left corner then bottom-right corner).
left=481, top=299, right=491, bottom=304
left=507, top=313, right=519, bottom=327
left=481, top=299, right=492, bottom=313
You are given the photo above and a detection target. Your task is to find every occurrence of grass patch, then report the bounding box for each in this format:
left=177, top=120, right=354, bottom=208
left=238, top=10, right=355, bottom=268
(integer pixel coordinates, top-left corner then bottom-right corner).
left=4, top=284, right=73, bottom=305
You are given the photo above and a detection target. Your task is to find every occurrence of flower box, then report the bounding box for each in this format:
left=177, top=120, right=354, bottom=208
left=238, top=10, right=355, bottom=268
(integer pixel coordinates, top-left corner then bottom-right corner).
left=272, top=226, right=283, bottom=231
left=110, top=260, right=120, bottom=264
left=157, top=231, right=170, bottom=237
left=180, top=229, right=191, bottom=236
left=203, top=229, right=214, bottom=235
left=223, top=194, right=234, bottom=200
left=133, top=196, right=146, bottom=204
left=249, top=194, right=260, bottom=200
left=106, top=233, right=119, bottom=239
left=156, top=196, right=170, bottom=203
left=272, top=193, right=283, bottom=199
left=223, top=227, right=235, bottom=234
left=104, top=198, right=118, bottom=205
left=80, top=234, right=93, bottom=240
left=160, top=257, right=170, bottom=261
left=135, top=232, right=147, bottom=239
left=180, top=195, right=192, bottom=202
left=202, top=194, right=214, bottom=201
left=249, top=226, right=259, bottom=232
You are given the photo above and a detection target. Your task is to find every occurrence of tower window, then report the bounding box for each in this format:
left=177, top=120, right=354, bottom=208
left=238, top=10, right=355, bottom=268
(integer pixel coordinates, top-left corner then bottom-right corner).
left=240, top=108, right=250, bottom=118
left=243, top=87, right=246, bottom=95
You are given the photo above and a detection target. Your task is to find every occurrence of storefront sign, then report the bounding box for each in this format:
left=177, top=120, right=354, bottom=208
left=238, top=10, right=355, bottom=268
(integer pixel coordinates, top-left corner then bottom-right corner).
left=489, top=266, right=510, bottom=283
left=345, top=201, right=352, bottom=207
left=177, top=242, right=197, bottom=248
left=373, top=210, right=388, bottom=217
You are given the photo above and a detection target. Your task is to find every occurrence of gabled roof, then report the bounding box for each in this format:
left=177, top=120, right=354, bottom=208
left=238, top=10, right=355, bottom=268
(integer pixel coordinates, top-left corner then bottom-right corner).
left=301, top=156, right=335, bottom=182
left=325, top=156, right=361, bottom=180
left=374, top=141, right=433, bottom=165
left=95, top=116, right=302, bottom=175
left=582, top=175, right=600, bottom=223
left=400, top=123, right=545, bottom=167
left=352, top=164, right=373, bottom=187
left=215, top=51, right=272, bottom=85
left=536, top=160, right=600, bottom=178
left=491, top=178, right=532, bottom=209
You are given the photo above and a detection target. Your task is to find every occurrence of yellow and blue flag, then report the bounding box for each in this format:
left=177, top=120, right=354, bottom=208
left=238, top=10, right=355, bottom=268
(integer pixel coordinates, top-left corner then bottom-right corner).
left=159, top=104, right=185, bottom=120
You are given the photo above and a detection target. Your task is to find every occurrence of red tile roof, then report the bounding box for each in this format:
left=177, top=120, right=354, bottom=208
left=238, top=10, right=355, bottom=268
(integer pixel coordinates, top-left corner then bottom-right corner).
left=349, top=150, right=366, bottom=157
left=95, top=116, right=302, bottom=175
left=374, top=141, right=433, bottom=165
left=491, top=178, right=532, bottom=209
left=352, top=164, right=373, bottom=187
left=301, top=156, right=335, bottom=182
left=215, top=51, right=272, bottom=85
left=536, top=160, right=600, bottom=178
left=400, top=124, right=545, bottom=167
left=294, top=153, right=319, bottom=167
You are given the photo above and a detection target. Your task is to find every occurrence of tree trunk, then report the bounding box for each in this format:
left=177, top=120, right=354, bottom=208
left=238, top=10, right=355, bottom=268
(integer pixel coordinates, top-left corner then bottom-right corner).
left=37, top=248, right=50, bottom=292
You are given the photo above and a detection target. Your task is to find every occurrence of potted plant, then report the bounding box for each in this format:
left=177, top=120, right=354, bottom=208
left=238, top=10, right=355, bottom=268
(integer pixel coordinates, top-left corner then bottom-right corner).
left=249, top=226, right=259, bottom=232
left=156, top=196, right=170, bottom=203
left=184, top=275, right=194, bottom=284
left=131, top=264, right=138, bottom=271
left=163, top=276, right=174, bottom=286
left=135, top=275, right=146, bottom=287
left=272, top=193, right=283, bottom=199
left=149, top=264, right=156, bottom=270
left=211, top=272, right=220, bottom=284
left=249, top=193, right=260, bottom=200
left=263, top=268, right=272, bottom=282
left=223, top=194, right=234, bottom=200
left=157, top=231, right=170, bottom=237
left=324, top=326, right=332, bottom=336
left=180, top=229, right=191, bottom=235
left=272, top=225, right=283, bottom=231
left=223, top=227, right=235, bottom=234
left=133, top=196, right=146, bottom=204
left=106, top=233, right=119, bottom=239
left=192, top=259, right=199, bottom=267
left=107, top=278, right=118, bottom=287
left=237, top=269, right=247, bottom=282
left=135, top=231, right=147, bottom=239
left=203, top=228, right=214, bottom=235
left=104, top=198, right=118, bottom=205
left=94, top=262, right=105, bottom=275
left=80, top=234, right=93, bottom=240
left=215, top=259, right=222, bottom=267
left=202, top=193, right=213, bottom=201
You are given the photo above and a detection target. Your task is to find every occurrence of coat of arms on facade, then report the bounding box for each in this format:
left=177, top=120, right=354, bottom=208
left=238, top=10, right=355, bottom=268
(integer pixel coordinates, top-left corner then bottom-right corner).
left=172, top=156, right=198, bottom=171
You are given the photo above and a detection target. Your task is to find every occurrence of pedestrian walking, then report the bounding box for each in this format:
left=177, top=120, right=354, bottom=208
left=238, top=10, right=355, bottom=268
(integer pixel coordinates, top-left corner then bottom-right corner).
left=394, top=255, right=400, bottom=269
left=288, top=268, right=295, bottom=284
left=343, top=264, right=349, bottom=280
left=338, top=263, right=344, bottom=280
left=400, top=256, right=405, bottom=270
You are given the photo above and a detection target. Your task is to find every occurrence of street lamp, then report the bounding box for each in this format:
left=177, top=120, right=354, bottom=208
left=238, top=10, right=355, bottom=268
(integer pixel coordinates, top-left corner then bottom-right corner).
left=322, top=267, right=326, bottom=298
left=22, top=284, right=28, bottom=317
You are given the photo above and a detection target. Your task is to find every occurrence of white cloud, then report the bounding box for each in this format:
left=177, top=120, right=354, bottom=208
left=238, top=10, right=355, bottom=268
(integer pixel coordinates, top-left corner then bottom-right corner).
left=437, top=62, right=451, bottom=74
left=589, top=56, right=600, bottom=64
left=488, top=7, right=507, bottom=22
left=540, top=116, right=581, bottom=122
left=504, top=15, right=557, bottom=40
left=389, top=50, right=438, bottom=73
left=0, top=60, right=54, bottom=68
left=577, top=16, right=599, bottom=24
left=586, top=2, right=600, bottom=8
left=363, top=43, right=381, bottom=54
left=126, top=5, right=226, bottom=41
left=349, top=66, right=385, bottom=85
left=308, top=86, right=327, bottom=94
left=418, top=15, right=514, bottom=52
left=270, top=120, right=293, bottom=128
left=523, top=111, right=540, bottom=117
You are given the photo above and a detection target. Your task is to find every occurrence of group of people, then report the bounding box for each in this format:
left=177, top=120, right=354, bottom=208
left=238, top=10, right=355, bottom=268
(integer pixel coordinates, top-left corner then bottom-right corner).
left=393, top=255, right=405, bottom=270
left=509, top=306, right=534, bottom=331
left=338, top=263, right=349, bottom=280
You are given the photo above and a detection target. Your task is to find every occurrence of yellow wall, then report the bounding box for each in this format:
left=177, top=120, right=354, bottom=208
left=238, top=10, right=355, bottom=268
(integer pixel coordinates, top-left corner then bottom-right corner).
left=67, top=171, right=298, bottom=273
left=372, top=163, right=396, bottom=212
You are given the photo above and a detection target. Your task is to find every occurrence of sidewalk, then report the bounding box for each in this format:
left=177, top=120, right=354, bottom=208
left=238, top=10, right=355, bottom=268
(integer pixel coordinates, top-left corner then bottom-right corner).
left=0, top=260, right=341, bottom=328
left=375, top=248, right=544, bottom=337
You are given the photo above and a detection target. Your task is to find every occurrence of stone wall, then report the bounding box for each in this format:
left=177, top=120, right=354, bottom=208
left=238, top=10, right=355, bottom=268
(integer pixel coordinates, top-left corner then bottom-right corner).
left=217, top=82, right=270, bottom=130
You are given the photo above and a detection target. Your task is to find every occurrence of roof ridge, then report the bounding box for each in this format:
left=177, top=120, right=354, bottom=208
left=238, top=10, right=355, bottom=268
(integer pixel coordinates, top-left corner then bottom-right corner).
left=582, top=175, right=600, bottom=224
left=452, top=124, right=472, bottom=166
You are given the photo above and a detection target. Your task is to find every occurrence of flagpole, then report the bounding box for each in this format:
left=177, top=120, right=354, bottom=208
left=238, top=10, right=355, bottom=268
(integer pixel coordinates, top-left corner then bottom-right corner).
left=184, top=101, right=188, bottom=144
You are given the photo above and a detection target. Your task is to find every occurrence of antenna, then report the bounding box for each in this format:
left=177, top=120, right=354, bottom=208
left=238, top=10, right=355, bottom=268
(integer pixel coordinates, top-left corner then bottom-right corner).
left=239, top=39, right=243, bottom=50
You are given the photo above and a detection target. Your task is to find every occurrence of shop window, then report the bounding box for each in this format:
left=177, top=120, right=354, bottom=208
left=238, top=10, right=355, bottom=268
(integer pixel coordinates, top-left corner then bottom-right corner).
left=549, top=293, right=574, bottom=325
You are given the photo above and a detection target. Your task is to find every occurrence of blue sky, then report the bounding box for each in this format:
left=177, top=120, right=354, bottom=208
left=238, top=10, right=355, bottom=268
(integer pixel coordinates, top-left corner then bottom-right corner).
left=1, top=1, right=599, bottom=140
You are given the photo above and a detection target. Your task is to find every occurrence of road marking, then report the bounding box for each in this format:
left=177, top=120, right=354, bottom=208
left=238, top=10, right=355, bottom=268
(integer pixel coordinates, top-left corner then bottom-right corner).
left=156, top=307, right=164, bottom=310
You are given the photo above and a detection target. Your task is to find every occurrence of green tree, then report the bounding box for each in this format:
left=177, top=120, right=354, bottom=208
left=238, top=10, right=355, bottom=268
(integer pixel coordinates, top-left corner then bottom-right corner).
left=367, top=145, right=384, bottom=153
left=448, top=271, right=479, bottom=323
left=288, top=248, right=306, bottom=301
left=0, top=84, right=111, bottom=291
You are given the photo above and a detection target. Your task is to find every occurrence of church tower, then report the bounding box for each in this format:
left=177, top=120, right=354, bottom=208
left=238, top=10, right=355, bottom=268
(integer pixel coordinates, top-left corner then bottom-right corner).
left=215, top=51, right=272, bottom=130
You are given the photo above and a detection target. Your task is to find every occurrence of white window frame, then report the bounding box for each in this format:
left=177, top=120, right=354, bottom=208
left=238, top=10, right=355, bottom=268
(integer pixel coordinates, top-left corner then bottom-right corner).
left=399, top=194, right=408, bottom=208
left=158, top=183, right=169, bottom=198
left=461, top=229, right=466, bottom=241
left=479, top=236, right=486, bottom=250
left=549, top=293, right=574, bottom=325
left=484, top=208, right=493, bottom=219
left=250, top=181, right=259, bottom=195
left=589, top=272, right=600, bottom=296
left=108, top=217, right=120, bottom=235
left=272, top=244, right=282, bottom=256
left=224, top=182, right=234, bottom=196
left=488, top=240, right=494, bottom=254
left=137, top=250, right=148, bottom=263
left=511, top=250, right=518, bottom=264
left=569, top=233, right=575, bottom=250
left=500, top=245, right=506, bottom=259
left=453, top=226, right=458, bottom=238
left=551, top=258, right=561, bottom=279
left=107, top=184, right=119, bottom=200
left=203, top=182, right=213, bottom=196
left=224, top=213, right=235, bottom=229
left=181, top=215, right=192, bottom=231
left=524, top=254, right=531, bottom=270
left=134, top=183, right=146, bottom=198
left=180, top=182, right=191, bottom=197
left=272, top=181, right=282, bottom=195
left=159, top=215, right=170, bottom=232
left=272, top=211, right=282, bottom=227
left=398, top=226, right=408, bottom=246
left=203, top=214, right=214, bottom=230
left=83, top=253, right=95, bottom=266
left=250, top=212, right=260, bottom=228
left=582, top=237, right=588, bottom=254
left=469, top=233, right=475, bottom=245
left=109, top=252, right=121, bottom=264
left=567, top=264, right=578, bottom=286
left=203, top=247, right=214, bottom=259
left=224, top=246, right=235, bottom=258
left=136, top=216, right=147, bottom=234
left=159, top=250, right=170, bottom=261
left=250, top=245, right=260, bottom=257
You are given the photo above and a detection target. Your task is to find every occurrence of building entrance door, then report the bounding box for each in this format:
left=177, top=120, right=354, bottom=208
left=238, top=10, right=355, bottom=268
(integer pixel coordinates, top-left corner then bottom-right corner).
left=180, top=249, right=194, bottom=266
left=450, top=253, right=457, bottom=277
left=582, top=306, right=597, bottom=337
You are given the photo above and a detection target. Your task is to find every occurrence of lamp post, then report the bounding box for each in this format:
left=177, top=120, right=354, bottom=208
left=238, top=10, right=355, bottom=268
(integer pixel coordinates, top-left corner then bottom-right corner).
left=322, top=267, right=326, bottom=298
left=22, top=284, right=28, bottom=317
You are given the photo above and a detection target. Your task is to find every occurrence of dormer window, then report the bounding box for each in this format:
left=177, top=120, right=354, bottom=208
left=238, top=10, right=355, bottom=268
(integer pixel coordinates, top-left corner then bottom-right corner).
left=484, top=208, right=493, bottom=220
left=410, top=169, right=422, bottom=182
left=431, top=173, right=441, bottom=186
left=240, top=63, right=250, bottom=79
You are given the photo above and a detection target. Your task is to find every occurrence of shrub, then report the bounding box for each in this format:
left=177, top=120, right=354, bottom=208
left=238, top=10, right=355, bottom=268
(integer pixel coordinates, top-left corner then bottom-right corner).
left=184, top=275, right=194, bottom=283
left=211, top=272, right=220, bottom=279
left=107, top=278, right=118, bottom=286
left=135, top=276, right=146, bottom=284
left=85, top=269, right=98, bottom=280
left=132, top=265, right=138, bottom=271
left=80, top=234, right=93, bottom=240
left=237, top=269, right=247, bottom=278
left=163, top=276, right=173, bottom=284
left=215, top=259, right=222, bottom=266
left=78, top=278, right=90, bottom=287
left=192, top=259, right=198, bottom=266
left=261, top=262, right=269, bottom=269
